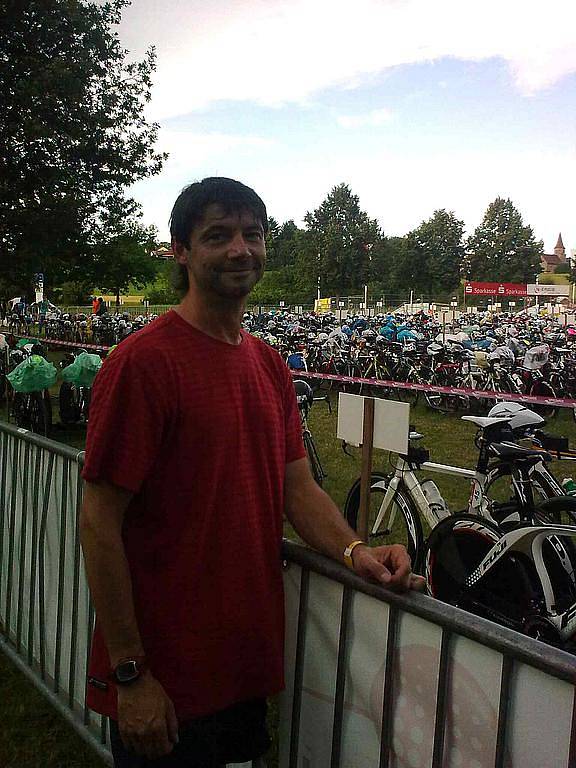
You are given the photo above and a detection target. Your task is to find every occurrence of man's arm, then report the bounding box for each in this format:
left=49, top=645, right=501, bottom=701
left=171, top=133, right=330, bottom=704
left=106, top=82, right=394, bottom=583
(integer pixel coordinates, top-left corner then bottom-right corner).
left=284, top=458, right=425, bottom=591
left=80, top=481, right=178, bottom=759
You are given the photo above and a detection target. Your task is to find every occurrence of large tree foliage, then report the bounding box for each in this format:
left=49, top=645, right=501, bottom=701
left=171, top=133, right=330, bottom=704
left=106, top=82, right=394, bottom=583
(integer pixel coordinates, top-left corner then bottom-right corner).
left=85, top=207, right=159, bottom=306
left=0, top=0, right=166, bottom=296
left=301, top=184, right=382, bottom=297
left=464, top=198, right=543, bottom=282
left=409, top=209, right=465, bottom=295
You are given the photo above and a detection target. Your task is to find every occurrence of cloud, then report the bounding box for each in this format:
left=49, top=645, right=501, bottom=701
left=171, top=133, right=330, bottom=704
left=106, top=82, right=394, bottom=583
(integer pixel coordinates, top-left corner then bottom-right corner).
left=337, top=108, right=394, bottom=129
left=145, top=129, right=275, bottom=185
left=118, top=0, right=576, bottom=119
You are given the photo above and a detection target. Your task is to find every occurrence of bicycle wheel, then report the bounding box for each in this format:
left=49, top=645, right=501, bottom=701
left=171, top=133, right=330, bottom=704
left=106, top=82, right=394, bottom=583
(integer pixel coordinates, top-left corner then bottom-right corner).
left=534, top=495, right=576, bottom=526
left=59, top=382, right=81, bottom=425
left=29, top=391, right=51, bottom=436
left=483, top=463, right=550, bottom=508
left=303, top=430, right=325, bottom=486
left=393, top=369, right=420, bottom=406
left=13, top=392, right=31, bottom=428
left=344, top=472, right=423, bottom=569
left=529, top=381, right=557, bottom=419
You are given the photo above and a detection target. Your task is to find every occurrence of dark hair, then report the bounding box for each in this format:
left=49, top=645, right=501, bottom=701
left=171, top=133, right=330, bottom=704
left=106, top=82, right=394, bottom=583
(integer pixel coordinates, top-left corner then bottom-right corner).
left=169, top=177, right=268, bottom=295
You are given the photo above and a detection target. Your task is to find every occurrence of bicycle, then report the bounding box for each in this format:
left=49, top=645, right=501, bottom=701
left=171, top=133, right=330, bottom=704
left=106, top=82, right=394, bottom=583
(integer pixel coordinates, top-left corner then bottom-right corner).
left=294, top=380, right=326, bottom=486
left=344, top=412, right=576, bottom=570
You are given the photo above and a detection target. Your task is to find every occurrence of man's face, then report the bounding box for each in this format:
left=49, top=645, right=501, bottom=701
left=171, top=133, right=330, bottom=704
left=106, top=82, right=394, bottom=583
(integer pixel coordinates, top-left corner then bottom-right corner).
left=175, top=204, right=266, bottom=299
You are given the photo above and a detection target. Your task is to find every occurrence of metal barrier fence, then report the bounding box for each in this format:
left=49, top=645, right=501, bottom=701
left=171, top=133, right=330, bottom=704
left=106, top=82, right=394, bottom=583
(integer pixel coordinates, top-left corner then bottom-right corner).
left=0, top=422, right=262, bottom=768
left=280, top=542, right=576, bottom=767
left=2, top=422, right=576, bottom=767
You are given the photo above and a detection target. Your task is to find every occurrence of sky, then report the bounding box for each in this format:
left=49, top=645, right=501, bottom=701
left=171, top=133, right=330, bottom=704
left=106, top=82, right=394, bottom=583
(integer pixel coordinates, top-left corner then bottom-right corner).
left=118, top=0, right=576, bottom=256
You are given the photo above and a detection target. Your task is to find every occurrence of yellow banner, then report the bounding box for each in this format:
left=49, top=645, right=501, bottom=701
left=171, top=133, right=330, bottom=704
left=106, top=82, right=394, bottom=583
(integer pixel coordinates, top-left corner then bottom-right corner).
left=314, top=298, right=332, bottom=313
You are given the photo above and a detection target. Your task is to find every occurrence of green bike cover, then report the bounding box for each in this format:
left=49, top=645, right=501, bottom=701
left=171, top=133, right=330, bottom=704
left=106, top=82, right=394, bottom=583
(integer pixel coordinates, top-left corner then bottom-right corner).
left=7, top=355, right=58, bottom=393
left=60, top=352, right=103, bottom=388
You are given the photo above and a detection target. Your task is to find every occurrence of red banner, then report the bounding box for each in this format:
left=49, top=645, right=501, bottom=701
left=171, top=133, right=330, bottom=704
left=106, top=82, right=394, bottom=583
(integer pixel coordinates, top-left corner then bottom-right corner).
left=464, top=282, right=527, bottom=297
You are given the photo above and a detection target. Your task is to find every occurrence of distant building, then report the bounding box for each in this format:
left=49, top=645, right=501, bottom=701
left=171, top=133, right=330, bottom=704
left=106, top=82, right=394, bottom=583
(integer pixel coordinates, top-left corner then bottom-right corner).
left=541, top=233, right=566, bottom=272
left=153, top=245, right=174, bottom=260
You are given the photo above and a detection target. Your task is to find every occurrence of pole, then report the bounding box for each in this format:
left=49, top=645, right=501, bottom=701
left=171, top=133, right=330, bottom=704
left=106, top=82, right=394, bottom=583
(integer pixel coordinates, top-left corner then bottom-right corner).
left=357, top=397, right=375, bottom=542
left=442, top=312, right=446, bottom=344
left=317, top=274, right=321, bottom=301
left=410, top=290, right=414, bottom=315
left=364, top=284, right=368, bottom=314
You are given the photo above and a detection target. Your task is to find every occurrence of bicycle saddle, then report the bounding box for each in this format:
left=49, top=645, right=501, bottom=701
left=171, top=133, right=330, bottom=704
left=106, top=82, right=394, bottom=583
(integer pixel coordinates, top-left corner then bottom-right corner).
left=461, top=416, right=511, bottom=429
left=488, top=441, right=552, bottom=463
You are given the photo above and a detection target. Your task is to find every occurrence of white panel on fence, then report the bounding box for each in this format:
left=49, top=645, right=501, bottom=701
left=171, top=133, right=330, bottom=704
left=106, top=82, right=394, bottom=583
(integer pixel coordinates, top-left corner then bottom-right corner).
left=340, top=592, right=391, bottom=768
left=279, top=563, right=303, bottom=768
left=507, top=663, right=574, bottom=767
left=390, top=613, right=443, bottom=768
left=298, top=572, right=343, bottom=768
left=444, top=635, right=503, bottom=768
left=0, top=441, right=93, bottom=719
left=337, top=393, right=410, bottom=454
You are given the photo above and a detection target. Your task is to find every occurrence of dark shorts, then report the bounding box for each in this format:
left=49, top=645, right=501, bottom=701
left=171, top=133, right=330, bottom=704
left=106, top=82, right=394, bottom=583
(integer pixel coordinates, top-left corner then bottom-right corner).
left=109, top=697, right=270, bottom=768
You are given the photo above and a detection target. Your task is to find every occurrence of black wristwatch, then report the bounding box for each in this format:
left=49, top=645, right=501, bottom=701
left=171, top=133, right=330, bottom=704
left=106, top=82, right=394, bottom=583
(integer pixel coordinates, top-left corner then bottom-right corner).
left=112, top=657, right=148, bottom=685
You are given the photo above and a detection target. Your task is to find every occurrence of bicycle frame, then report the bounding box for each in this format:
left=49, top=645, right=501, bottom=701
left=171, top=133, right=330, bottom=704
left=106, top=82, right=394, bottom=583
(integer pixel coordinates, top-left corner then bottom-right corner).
left=370, top=442, right=499, bottom=540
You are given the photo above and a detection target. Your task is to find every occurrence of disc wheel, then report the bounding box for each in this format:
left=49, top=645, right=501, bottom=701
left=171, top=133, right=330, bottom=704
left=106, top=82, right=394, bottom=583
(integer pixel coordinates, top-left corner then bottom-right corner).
left=344, top=472, right=423, bottom=570
left=424, top=514, right=501, bottom=604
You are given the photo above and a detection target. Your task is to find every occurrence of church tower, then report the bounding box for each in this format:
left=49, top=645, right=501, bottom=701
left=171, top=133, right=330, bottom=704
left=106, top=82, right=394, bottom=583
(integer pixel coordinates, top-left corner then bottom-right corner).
left=554, top=233, right=566, bottom=263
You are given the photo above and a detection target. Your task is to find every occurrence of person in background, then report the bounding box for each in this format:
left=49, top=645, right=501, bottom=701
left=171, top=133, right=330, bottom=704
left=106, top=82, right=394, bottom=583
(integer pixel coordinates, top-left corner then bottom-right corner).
left=80, top=177, right=425, bottom=768
left=92, top=296, right=99, bottom=314
left=95, top=297, right=107, bottom=316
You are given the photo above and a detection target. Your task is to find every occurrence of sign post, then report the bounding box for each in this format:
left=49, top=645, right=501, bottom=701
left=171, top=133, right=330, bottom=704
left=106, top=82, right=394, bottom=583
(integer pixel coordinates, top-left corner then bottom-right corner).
left=357, top=398, right=375, bottom=541
left=337, top=395, right=410, bottom=542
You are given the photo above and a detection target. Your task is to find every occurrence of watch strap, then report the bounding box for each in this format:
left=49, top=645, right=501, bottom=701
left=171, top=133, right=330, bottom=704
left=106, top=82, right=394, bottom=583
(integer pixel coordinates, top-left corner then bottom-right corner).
left=344, top=540, right=366, bottom=570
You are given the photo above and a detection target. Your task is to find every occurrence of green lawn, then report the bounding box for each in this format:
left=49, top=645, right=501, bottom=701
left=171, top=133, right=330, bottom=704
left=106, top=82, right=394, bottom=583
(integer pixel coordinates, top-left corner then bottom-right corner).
left=2, top=389, right=576, bottom=766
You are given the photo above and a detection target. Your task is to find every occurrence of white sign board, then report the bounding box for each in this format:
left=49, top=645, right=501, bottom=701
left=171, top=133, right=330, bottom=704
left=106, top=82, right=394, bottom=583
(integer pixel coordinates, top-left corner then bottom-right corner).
left=527, top=284, right=570, bottom=296
left=337, top=393, right=410, bottom=454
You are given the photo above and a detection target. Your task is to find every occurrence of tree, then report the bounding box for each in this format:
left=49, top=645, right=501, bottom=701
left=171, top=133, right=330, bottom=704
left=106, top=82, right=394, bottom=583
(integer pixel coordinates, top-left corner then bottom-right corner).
left=86, top=211, right=159, bottom=306
left=409, top=210, right=465, bottom=296
left=302, top=184, right=382, bottom=297
left=464, top=198, right=543, bottom=283
left=0, top=0, right=166, bottom=295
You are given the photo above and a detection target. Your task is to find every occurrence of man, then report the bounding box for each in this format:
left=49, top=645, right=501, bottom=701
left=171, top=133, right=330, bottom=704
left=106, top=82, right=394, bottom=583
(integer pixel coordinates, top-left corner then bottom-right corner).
left=80, top=177, right=423, bottom=768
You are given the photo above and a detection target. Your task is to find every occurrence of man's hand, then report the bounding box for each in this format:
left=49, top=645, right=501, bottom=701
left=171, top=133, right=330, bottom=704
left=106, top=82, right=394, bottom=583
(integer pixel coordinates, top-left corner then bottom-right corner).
left=352, top=543, right=426, bottom=592
left=117, top=672, right=179, bottom=759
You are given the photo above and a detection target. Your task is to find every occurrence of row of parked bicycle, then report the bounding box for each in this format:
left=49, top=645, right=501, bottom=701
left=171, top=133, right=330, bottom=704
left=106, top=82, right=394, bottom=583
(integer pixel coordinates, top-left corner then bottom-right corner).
left=3, top=305, right=576, bottom=439
left=249, top=310, right=576, bottom=418
left=6, top=311, right=155, bottom=347
left=6, top=305, right=576, bottom=419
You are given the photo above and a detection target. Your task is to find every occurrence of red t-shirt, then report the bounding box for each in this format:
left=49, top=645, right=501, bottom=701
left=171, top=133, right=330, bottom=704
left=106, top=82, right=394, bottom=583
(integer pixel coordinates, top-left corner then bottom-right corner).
left=82, top=310, right=305, bottom=720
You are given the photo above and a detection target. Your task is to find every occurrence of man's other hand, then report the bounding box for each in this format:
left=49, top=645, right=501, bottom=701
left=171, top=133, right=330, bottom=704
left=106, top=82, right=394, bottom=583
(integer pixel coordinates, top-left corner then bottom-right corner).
left=117, top=672, right=179, bottom=759
left=351, top=543, right=426, bottom=592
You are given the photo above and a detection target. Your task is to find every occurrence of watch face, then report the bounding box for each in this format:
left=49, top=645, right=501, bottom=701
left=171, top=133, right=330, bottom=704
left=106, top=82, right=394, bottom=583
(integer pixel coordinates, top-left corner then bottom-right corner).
left=115, top=660, right=139, bottom=683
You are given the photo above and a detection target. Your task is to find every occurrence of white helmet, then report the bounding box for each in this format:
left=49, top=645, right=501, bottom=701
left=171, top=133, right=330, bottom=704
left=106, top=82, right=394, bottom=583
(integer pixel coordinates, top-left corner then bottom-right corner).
left=487, top=401, right=544, bottom=434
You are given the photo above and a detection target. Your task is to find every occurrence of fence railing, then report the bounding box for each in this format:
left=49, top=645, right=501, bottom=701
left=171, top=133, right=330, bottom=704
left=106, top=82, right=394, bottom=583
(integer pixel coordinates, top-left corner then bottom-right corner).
left=2, top=422, right=576, bottom=768
left=280, top=541, right=576, bottom=768
left=0, top=423, right=263, bottom=767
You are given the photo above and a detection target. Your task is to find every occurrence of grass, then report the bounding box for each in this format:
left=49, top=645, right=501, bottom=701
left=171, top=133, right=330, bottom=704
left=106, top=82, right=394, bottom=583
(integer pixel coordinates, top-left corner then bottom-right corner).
left=3, top=384, right=576, bottom=765
left=0, top=652, right=105, bottom=768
